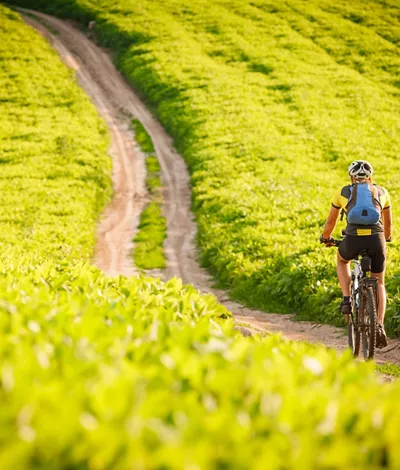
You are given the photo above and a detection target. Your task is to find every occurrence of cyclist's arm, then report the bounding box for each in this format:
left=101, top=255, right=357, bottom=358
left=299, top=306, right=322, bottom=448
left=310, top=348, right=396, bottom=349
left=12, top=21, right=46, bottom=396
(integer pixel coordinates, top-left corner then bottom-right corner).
left=382, top=206, right=392, bottom=241
left=322, top=205, right=340, bottom=239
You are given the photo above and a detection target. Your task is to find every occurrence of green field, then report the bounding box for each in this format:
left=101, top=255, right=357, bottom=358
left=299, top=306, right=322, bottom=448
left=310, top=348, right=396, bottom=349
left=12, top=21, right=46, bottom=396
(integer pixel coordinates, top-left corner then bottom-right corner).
left=0, top=5, right=111, bottom=266
left=12, top=0, right=400, bottom=331
left=3, top=3, right=400, bottom=468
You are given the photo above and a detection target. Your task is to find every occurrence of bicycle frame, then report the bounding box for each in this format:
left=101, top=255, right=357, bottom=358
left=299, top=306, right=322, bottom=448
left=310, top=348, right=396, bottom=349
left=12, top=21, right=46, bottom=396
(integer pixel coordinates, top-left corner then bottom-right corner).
left=329, top=238, right=381, bottom=359
left=351, top=255, right=378, bottom=311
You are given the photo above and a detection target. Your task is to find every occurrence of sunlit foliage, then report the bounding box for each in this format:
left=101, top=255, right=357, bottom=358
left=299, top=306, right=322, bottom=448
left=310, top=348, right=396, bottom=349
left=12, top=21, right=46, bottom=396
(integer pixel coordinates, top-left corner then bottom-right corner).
left=11, top=0, right=400, bottom=328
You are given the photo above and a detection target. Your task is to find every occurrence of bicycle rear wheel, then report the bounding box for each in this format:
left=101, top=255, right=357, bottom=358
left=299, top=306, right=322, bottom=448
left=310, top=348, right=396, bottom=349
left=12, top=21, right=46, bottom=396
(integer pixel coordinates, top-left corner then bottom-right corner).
left=348, top=315, right=360, bottom=357
left=360, top=287, right=377, bottom=360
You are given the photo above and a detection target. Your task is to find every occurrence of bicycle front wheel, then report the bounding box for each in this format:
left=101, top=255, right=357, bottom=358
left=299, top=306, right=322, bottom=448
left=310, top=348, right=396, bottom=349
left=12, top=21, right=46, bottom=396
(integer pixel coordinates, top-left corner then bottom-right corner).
left=361, top=287, right=377, bottom=360
left=348, top=279, right=361, bottom=357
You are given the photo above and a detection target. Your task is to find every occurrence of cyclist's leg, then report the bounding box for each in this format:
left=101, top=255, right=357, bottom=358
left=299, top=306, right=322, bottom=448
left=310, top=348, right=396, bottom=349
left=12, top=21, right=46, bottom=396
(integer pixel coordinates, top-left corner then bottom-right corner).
left=371, top=270, right=387, bottom=347
left=337, top=237, right=359, bottom=315
left=370, top=233, right=387, bottom=326
left=370, top=270, right=386, bottom=325
left=370, top=234, right=387, bottom=347
left=337, top=236, right=360, bottom=297
left=337, top=251, right=351, bottom=296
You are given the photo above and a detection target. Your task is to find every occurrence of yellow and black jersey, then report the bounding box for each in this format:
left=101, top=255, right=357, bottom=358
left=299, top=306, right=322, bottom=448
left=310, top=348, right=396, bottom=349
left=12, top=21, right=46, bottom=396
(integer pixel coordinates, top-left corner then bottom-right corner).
left=332, top=184, right=390, bottom=236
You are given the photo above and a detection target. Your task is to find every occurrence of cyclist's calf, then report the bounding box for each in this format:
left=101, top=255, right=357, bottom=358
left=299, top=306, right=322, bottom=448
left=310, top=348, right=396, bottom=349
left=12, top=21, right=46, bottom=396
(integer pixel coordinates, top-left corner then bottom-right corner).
left=370, top=271, right=386, bottom=325
left=337, top=252, right=351, bottom=297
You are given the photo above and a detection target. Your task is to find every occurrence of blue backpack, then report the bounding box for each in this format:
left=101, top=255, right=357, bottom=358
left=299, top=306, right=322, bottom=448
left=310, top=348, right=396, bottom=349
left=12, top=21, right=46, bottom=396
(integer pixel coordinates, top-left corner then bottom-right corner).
left=346, top=183, right=382, bottom=225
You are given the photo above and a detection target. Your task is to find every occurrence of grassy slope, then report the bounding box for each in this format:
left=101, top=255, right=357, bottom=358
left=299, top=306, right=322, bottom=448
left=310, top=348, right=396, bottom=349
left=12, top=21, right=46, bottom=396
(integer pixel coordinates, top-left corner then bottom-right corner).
left=9, top=0, right=400, bottom=330
left=2, top=5, right=400, bottom=467
left=0, top=5, right=111, bottom=265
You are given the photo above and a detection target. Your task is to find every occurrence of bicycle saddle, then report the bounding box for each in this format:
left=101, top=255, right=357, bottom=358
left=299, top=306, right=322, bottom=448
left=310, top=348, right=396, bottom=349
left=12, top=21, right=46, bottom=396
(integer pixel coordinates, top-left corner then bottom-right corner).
left=358, top=250, right=373, bottom=272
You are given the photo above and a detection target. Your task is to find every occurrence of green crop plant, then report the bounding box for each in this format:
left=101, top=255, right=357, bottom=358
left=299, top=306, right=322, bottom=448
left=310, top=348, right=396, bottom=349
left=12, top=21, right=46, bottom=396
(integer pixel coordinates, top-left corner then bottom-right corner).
left=376, top=362, right=400, bottom=378
left=132, top=118, right=155, bottom=154
left=146, top=156, right=162, bottom=193
left=12, top=0, right=400, bottom=331
left=131, top=119, right=166, bottom=270
left=3, top=259, right=400, bottom=469
left=134, top=202, right=167, bottom=269
left=146, top=155, right=161, bottom=175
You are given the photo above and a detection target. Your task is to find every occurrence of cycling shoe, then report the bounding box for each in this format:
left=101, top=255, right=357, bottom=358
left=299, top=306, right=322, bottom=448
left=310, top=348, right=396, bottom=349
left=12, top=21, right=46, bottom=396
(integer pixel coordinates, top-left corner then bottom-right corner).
left=376, top=324, right=388, bottom=349
left=339, top=299, right=352, bottom=315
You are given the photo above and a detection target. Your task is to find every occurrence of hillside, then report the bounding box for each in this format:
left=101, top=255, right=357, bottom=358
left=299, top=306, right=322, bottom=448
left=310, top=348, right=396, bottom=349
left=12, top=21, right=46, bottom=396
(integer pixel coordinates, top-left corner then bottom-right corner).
left=1, top=2, right=400, bottom=468
left=10, top=0, right=400, bottom=329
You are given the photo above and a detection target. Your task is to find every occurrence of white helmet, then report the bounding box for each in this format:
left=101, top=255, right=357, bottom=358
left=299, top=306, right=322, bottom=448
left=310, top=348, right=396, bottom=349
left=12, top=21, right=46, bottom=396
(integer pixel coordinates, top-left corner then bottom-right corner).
left=348, top=160, right=373, bottom=179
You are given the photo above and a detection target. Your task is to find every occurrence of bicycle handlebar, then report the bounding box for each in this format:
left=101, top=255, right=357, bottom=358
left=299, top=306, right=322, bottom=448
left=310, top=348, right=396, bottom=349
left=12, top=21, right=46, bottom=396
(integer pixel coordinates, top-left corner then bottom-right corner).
left=321, top=238, right=392, bottom=247
left=320, top=238, right=341, bottom=247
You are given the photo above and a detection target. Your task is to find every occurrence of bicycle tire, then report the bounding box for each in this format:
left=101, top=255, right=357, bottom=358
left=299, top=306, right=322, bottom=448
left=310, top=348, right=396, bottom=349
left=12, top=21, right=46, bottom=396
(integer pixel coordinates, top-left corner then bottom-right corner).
left=349, top=278, right=361, bottom=357
left=361, top=287, right=377, bottom=360
left=348, top=316, right=360, bottom=357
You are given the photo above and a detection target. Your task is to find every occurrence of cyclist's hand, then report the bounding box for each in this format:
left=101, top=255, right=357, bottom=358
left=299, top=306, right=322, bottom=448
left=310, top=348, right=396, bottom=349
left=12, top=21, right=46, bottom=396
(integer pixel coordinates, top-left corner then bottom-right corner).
left=320, top=235, right=335, bottom=247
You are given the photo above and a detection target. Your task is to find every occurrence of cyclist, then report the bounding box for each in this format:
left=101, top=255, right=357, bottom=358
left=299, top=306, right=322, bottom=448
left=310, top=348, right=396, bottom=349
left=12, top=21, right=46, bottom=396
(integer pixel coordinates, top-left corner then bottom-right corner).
left=320, top=160, right=392, bottom=348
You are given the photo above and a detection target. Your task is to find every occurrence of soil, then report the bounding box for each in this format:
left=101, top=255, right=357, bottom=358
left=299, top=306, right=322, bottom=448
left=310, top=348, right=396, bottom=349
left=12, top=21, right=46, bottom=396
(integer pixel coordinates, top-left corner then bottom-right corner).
left=22, top=10, right=400, bottom=367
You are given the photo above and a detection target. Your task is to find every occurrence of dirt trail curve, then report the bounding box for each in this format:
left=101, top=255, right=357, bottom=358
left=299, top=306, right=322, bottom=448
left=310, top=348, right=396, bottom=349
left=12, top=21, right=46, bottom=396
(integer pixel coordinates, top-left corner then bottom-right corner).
left=22, top=10, right=400, bottom=365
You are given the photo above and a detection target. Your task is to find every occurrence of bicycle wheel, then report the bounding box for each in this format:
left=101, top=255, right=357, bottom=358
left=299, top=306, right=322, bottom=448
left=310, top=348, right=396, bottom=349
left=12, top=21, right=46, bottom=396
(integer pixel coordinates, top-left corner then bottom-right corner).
left=348, top=280, right=361, bottom=357
left=360, top=287, right=377, bottom=360
left=348, top=314, right=360, bottom=357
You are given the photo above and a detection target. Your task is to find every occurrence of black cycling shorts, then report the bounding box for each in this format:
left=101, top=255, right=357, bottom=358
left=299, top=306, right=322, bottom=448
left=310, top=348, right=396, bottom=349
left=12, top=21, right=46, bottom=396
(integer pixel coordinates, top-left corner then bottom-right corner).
left=338, top=233, right=386, bottom=273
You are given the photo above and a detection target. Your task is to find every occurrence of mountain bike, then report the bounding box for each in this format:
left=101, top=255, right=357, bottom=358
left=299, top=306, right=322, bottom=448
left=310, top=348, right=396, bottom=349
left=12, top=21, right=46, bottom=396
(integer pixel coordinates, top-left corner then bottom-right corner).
left=333, top=240, right=378, bottom=360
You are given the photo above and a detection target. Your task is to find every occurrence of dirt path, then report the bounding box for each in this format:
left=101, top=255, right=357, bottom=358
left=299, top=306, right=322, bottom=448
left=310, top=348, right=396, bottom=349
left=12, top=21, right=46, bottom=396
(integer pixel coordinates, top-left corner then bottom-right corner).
left=22, top=10, right=400, bottom=365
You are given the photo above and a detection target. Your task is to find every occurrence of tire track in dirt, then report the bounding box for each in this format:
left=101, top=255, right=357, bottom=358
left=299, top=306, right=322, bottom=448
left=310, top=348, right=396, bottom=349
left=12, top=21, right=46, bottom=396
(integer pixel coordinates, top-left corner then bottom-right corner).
left=22, top=10, right=400, bottom=366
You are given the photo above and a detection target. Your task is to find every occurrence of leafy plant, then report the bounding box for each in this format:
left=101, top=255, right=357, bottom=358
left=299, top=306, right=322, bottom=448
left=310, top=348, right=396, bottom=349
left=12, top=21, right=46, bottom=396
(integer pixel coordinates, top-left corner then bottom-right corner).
left=132, top=118, right=155, bottom=154
left=134, top=202, right=167, bottom=269
left=131, top=119, right=167, bottom=270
